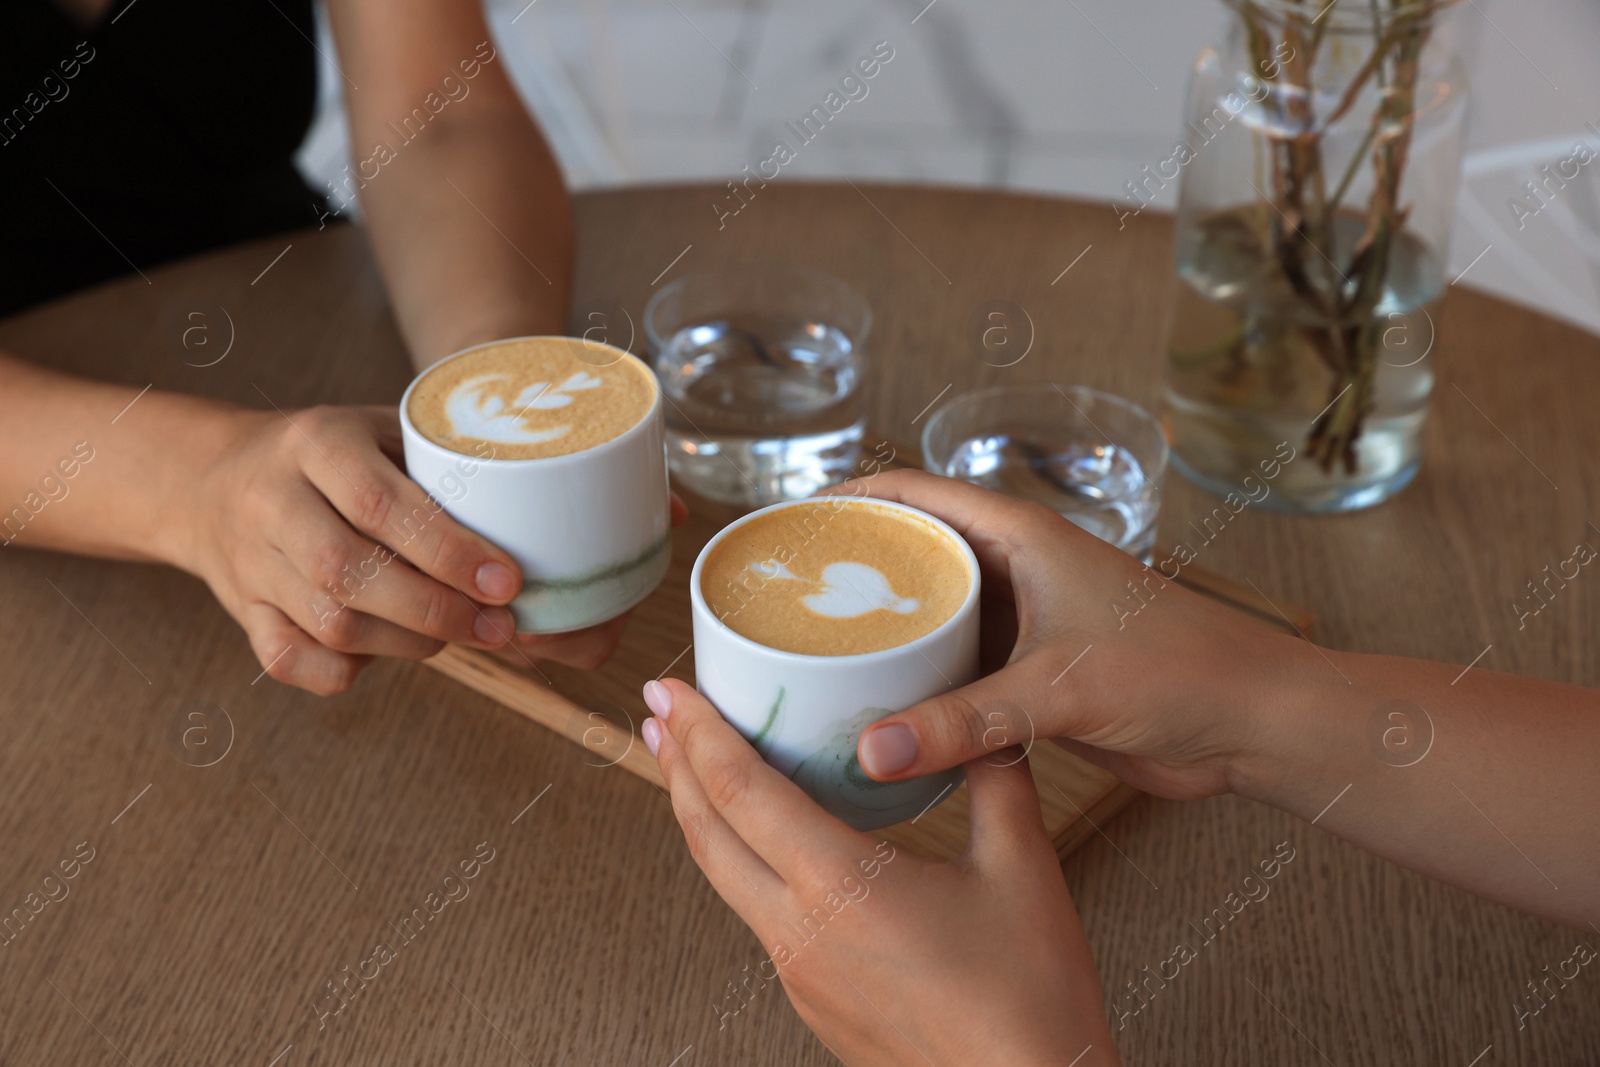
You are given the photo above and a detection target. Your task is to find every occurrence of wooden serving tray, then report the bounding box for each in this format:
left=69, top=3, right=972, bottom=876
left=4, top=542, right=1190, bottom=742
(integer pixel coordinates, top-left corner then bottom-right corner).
left=425, top=442, right=1313, bottom=862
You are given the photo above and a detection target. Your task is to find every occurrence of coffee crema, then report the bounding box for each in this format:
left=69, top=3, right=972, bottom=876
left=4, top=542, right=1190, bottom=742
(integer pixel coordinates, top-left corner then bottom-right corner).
left=701, top=500, right=971, bottom=656
left=407, top=338, right=657, bottom=460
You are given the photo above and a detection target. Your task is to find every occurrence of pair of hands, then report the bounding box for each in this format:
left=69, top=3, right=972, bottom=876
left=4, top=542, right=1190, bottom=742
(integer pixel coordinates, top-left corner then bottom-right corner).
left=185, top=410, right=1275, bottom=1061
left=180, top=403, right=682, bottom=694
left=644, top=679, right=1114, bottom=1066
left=646, top=469, right=1300, bottom=1065
left=184, top=405, right=1136, bottom=1060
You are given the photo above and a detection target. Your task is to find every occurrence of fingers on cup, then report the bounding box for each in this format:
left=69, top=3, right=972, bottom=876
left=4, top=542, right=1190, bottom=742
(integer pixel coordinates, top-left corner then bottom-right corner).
left=852, top=468, right=1143, bottom=591
left=818, top=466, right=1015, bottom=520
left=244, top=602, right=371, bottom=696
left=819, top=467, right=1035, bottom=587
left=961, top=752, right=1055, bottom=868
left=353, top=404, right=406, bottom=457
left=859, top=691, right=990, bottom=782
left=652, top=678, right=864, bottom=882
left=859, top=660, right=1056, bottom=781
left=268, top=556, right=448, bottom=661
left=275, top=495, right=513, bottom=649
left=649, top=699, right=785, bottom=909
left=292, top=406, right=522, bottom=606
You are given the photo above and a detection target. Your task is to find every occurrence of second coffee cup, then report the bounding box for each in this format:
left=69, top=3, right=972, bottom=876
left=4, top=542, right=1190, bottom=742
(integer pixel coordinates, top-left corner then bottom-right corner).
left=399, top=336, right=671, bottom=634
left=691, top=495, right=979, bottom=830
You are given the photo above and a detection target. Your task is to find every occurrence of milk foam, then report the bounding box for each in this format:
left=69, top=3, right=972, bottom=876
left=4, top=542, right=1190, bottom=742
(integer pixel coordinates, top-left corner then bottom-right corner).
left=750, top=560, right=921, bottom=618
left=444, top=371, right=605, bottom=445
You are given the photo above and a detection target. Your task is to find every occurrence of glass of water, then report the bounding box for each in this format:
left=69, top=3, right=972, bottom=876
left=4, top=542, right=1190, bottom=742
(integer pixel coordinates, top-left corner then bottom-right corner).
left=921, top=384, right=1168, bottom=562
left=644, top=265, right=870, bottom=507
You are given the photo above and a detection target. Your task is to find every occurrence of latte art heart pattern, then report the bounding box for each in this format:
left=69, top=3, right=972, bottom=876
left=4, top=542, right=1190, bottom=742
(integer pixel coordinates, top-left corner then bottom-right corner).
left=748, top=560, right=920, bottom=619
left=809, top=562, right=920, bottom=617
left=445, top=371, right=605, bottom=445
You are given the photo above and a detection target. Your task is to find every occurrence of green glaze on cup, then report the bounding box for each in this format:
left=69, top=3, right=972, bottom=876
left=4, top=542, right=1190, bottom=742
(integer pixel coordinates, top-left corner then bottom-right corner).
left=750, top=687, right=786, bottom=759
left=512, top=531, right=672, bottom=633
left=782, top=703, right=964, bottom=829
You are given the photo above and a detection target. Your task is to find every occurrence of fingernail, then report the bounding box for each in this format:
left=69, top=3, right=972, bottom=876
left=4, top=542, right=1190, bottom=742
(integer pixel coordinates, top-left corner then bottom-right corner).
left=643, top=679, right=674, bottom=720
left=475, top=561, right=519, bottom=602
left=860, top=723, right=918, bottom=777
left=474, top=608, right=514, bottom=645
left=643, top=717, right=663, bottom=757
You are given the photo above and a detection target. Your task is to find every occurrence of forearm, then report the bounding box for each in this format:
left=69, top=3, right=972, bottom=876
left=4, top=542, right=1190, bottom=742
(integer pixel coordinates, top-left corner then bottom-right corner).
left=1235, top=641, right=1600, bottom=926
left=0, top=351, right=239, bottom=565
left=345, top=59, right=573, bottom=366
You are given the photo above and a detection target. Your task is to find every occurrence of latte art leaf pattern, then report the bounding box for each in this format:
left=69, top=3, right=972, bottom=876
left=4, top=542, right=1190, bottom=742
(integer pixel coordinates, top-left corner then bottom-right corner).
left=445, top=371, right=605, bottom=445
left=519, top=371, right=603, bottom=409
left=409, top=338, right=656, bottom=460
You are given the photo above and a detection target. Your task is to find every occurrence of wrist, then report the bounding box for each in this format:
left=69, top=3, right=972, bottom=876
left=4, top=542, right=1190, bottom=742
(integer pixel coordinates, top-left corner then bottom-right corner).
left=142, top=397, right=261, bottom=572
left=1222, top=633, right=1357, bottom=806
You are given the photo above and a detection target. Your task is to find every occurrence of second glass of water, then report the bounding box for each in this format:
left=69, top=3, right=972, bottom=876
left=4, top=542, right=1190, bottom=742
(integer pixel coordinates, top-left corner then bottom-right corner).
left=921, top=384, right=1168, bottom=562
left=644, top=265, right=870, bottom=507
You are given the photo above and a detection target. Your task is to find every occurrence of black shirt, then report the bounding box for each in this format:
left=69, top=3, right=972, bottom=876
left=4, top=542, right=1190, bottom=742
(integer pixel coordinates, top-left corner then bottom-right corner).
left=0, top=0, right=326, bottom=316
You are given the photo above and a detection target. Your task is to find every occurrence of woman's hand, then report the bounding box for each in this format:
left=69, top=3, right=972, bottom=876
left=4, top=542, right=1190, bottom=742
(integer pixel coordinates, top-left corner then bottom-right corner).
left=826, top=472, right=1600, bottom=930
left=641, top=678, right=1119, bottom=1067
left=178, top=403, right=653, bottom=694
left=837, top=470, right=1300, bottom=801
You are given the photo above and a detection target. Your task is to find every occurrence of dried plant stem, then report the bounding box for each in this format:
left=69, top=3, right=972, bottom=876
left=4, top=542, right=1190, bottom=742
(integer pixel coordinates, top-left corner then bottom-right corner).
left=1309, top=12, right=1430, bottom=471
left=1232, top=0, right=1438, bottom=473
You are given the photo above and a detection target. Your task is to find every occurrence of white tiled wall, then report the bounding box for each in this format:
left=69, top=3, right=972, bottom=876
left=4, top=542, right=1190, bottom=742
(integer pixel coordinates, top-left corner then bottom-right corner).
left=299, top=0, right=1600, bottom=335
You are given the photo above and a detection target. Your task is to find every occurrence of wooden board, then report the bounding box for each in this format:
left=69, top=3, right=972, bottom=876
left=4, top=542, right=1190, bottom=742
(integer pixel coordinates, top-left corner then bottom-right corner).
left=424, top=436, right=1313, bottom=861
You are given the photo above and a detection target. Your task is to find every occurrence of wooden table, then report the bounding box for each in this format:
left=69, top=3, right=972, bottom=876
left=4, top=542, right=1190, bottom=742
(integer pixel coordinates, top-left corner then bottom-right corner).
left=2, top=184, right=1597, bottom=1065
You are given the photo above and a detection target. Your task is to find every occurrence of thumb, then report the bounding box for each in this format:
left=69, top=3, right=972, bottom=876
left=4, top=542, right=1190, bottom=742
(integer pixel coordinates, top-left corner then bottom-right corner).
left=857, top=659, right=1053, bottom=781
left=962, top=751, right=1054, bottom=868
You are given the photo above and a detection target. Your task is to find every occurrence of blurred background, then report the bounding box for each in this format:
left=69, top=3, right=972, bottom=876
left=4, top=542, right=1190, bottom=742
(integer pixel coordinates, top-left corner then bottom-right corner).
left=298, top=0, right=1600, bottom=334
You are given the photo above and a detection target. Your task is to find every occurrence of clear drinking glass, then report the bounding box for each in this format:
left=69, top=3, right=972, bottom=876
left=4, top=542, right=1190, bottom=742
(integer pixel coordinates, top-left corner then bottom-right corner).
left=644, top=265, right=871, bottom=507
left=922, top=384, right=1168, bottom=562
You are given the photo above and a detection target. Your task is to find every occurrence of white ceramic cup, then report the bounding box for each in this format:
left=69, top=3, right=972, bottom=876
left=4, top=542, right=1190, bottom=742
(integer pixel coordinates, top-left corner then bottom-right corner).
left=399, top=336, right=671, bottom=634
left=690, top=496, right=979, bottom=830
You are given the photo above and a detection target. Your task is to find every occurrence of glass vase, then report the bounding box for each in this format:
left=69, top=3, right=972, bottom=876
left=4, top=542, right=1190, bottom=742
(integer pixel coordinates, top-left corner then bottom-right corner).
left=1159, top=0, right=1471, bottom=513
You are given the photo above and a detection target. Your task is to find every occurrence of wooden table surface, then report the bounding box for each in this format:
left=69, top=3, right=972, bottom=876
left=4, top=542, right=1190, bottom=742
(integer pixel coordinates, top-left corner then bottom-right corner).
left=2, top=184, right=1597, bottom=1065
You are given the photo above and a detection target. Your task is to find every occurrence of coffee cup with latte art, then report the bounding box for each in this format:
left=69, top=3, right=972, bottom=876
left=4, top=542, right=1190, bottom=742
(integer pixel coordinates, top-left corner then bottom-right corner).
left=400, top=336, right=671, bottom=633
left=691, top=496, right=979, bottom=829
